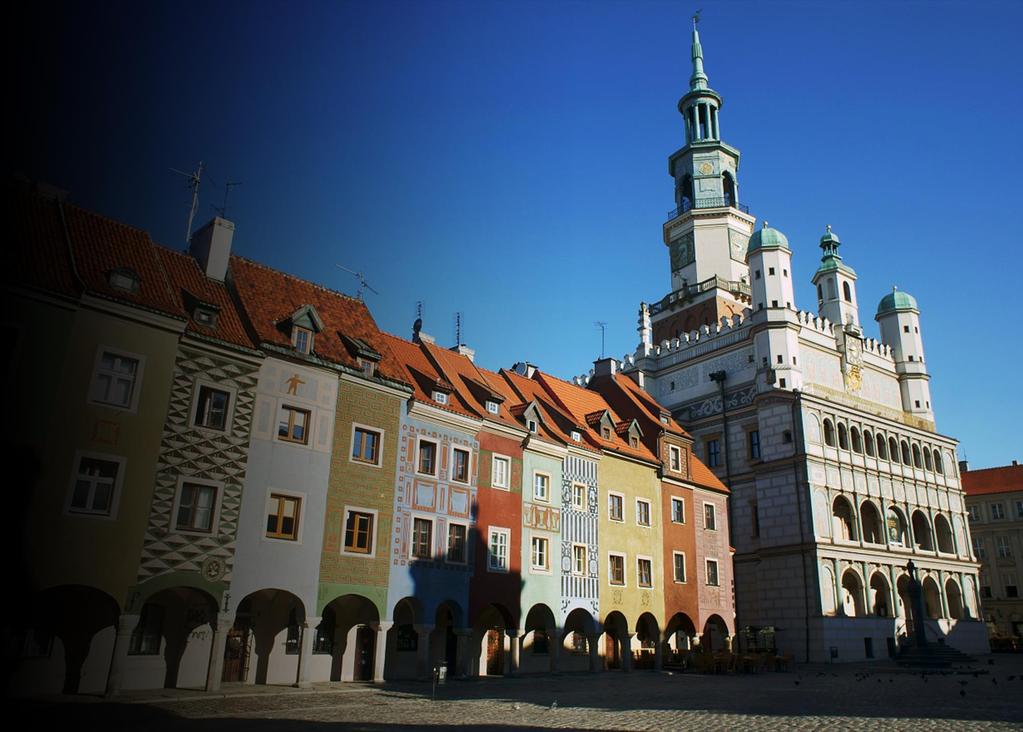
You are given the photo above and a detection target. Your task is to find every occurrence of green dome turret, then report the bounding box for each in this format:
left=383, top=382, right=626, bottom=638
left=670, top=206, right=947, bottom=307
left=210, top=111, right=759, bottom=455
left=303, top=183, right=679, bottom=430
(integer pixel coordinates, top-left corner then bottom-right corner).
left=814, top=224, right=856, bottom=277
left=876, top=287, right=918, bottom=317
left=746, top=220, right=789, bottom=256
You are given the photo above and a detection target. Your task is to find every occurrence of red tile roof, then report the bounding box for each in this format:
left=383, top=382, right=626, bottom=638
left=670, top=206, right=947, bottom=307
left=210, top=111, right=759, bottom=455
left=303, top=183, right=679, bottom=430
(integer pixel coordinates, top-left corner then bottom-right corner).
left=498, top=368, right=590, bottom=449
left=962, top=464, right=1023, bottom=496
left=9, top=182, right=79, bottom=297
left=378, top=334, right=478, bottom=419
left=229, top=256, right=404, bottom=382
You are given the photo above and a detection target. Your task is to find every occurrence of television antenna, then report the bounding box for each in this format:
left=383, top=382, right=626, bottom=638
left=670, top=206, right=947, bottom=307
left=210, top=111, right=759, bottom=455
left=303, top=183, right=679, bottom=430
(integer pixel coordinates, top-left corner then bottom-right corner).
left=454, top=312, right=464, bottom=347
left=336, top=264, right=379, bottom=300
left=171, top=161, right=204, bottom=246
left=212, top=180, right=242, bottom=219
left=595, top=321, right=607, bottom=358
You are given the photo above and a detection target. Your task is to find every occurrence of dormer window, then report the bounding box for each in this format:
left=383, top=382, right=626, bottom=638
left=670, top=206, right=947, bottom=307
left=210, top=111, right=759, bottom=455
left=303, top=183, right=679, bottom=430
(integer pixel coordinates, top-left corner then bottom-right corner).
left=194, top=306, right=218, bottom=328
left=660, top=415, right=669, bottom=425
left=486, top=401, right=499, bottom=414
left=108, top=267, right=140, bottom=293
left=292, top=326, right=313, bottom=354
left=527, top=419, right=538, bottom=433
left=629, top=435, right=639, bottom=448
left=571, top=430, right=581, bottom=442
left=357, top=357, right=376, bottom=378
left=601, top=427, right=611, bottom=440
left=433, top=391, right=448, bottom=405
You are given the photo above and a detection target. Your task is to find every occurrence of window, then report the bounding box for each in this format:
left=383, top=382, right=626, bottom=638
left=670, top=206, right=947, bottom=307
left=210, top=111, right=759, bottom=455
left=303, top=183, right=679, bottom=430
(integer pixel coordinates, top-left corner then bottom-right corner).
left=488, top=527, right=509, bottom=572
left=673, top=551, right=687, bottom=583
left=447, top=522, right=467, bottom=563
left=411, top=517, right=433, bottom=559
left=90, top=349, right=141, bottom=409
left=748, top=429, right=761, bottom=460
left=1017, top=500, right=1023, bottom=519
left=293, top=326, right=313, bottom=354
left=707, top=439, right=721, bottom=467
left=351, top=426, right=381, bottom=465
left=533, top=472, right=550, bottom=502
left=968, top=505, right=981, bottom=522
left=68, top=454, right=122, bottom=516
left=527, top=419, right=538, bottom=433
left=343, top=509, right=375, bottom=555
left=492, top=455, right=510, bottom=489
left=823, top=419, right=836, bottom=447
left=637, top=557, right=653, bottom=588
left=572, top=544, right=587, bottom=575
left=706, top=558, right=720, bottom=586
left=609, top=553, right=625, bottom=586
left=629, top=434, right=639, bottom=448
left=286, top=609, right=300, bottom=654
left=266, top=493, right=301, bottom=540
left=671, top=497, right=685, bottom=524
left=531, top=536, right=549, bottom=572
left=843, top=281, right=852, bottom=302
left=313, top=611, right=336, bottom=655
left=571, top=430, right=581, bottom=442
left=572, top=483, right=586, bottom=511
left=1006, top=575, right=1019, bottom=599
left=486, top=401, right=499, bottom=414
left=452, top=447, right=470, bottom=484
left=704, top=503, right=717, bottom=531
left=972, top=535, right=986, bottom=559
left=608, top=492, right=624, bottom=522
left=636, top=499, right=651, bottom=527
left=278, top=405, right=310, bottom=444
left=669, top=445, right=682, bottom=472
left=432, top=391, right=448, bottom=405
left=601, top=426, right=611, bottom=440
left=417, top=439, right=438, bottom=476
left=194, top=385, right=230, bottom=430
left=991, top=503, right=1005, bottom=520
left=175, top=482, right=217, bottom=533
left=850, top=427, right=862, bottom=454
left=996, top=535, right=1012, bottom=559
left=128, top=603, right=164, bottom=655
left=981, top=585, right=992, bottom=599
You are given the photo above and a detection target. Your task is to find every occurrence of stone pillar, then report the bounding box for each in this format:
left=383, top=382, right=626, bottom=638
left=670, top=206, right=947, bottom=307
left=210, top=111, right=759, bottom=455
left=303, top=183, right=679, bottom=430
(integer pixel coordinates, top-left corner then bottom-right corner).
left=654, top=631, right=664, bottom=671
left=587, top=633, right=601, bottom=672
left=372, top=621, right=392, bottom=683
left=549, top=628, right=560, bottom=673
left=104, top=613, right=141, bottom=697
left=937, top=570, right=950, bottom=619
left=622, top=633, right=635, bottom=672
left=505, top=629, right=523, bottom=676
left=295, top=617, right=320, bottom=688
left=454, top=627, right=473, bottom=678
left=413, top=624, right=434, bottom=680
left=205, top=614, right=234, bottom=692
left=833, top=558, right=845, bottom=616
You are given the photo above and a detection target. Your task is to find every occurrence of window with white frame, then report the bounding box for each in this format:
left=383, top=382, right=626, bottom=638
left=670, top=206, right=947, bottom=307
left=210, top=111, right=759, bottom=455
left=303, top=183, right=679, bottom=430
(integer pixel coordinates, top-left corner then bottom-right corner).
left=266, top=493, right=301, bottom=540
left=343, top=508, right=376, bottom=555
left=416, top=438, right=438, bottom=476
left=174, top=481, right=218, bottom=533
left=193, top=384, right=231, bottom=431
left=531, top=535, right=549, bottom=572
left=572, top=482, right=586, bottom=511
left=572, top=544, right=587, bottom=576
left=533, top=472, right=550, bottom=503
left=492, top=454, right=510, bottom=489
left=277, top=405, right=311, bottom=444
left=991, top=503, right=1005, bottom=520
left=608, top=492, right=624, bottom=522
left=996, top=535, right=1012, bottom=559
left=672, top=551, right=686, bottom=583
left=968, top=504, right=982, bottom=522
left=488, top=527, right=509, bottom=572
left=432, top=391, right=448, bottom=405
left=451, top=446, right=471, bottom=484
left=972, top=535, right=986, bottom=559
left=292, top=326, right=313, bottom=354
left=671, top=496, right=685, bottom=524
left=704, top=502, right=717, bottom=531
left=68, top=453, right=123, bottom=517
left=637, top=557, right=653, bottom=588
left=636, top=498, right=651, bottom=527
left=486, top=400, right=499, bottom=414
left=90, top=349, right=142, bottom=410
left=351, top=426, right=382, bottom=465
left=668, top=444, right=682, bottom=472
left=608, top=553, right=626, bottom=586
left=411, top=517, right=433, bottom=559
left=446, top=522, right=468, bottom=563
left=706, top=558, right=720, bottom=586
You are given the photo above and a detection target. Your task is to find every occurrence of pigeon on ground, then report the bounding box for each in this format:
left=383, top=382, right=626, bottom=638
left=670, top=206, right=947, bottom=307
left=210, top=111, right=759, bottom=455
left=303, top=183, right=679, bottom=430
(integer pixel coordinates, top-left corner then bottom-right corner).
left=550, top=700, right=558, bottom=710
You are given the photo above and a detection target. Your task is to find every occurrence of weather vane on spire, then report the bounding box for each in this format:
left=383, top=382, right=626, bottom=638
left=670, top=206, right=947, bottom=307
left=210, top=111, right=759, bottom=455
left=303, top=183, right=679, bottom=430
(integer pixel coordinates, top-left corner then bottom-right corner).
left=693, top=9, right=702, bottom=29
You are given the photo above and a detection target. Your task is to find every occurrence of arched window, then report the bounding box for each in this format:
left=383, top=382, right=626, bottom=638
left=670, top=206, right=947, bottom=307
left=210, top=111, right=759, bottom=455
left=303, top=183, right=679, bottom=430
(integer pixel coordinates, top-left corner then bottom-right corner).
left=841, top=570, right=865, bottom=617
left=820, top=565, right=837, bottom=616
left=832, top=496, right=857, bottom=542
left=807, top=414, right=822, bottom=444
left=912, top=510, right=934, bottom=551
left=837, top=423, right=848, bottom=450
left=886, top=507, right=908, bottom=546
left=869, top=573, right=892, bottom=617
left=850, top=427, right=862, bottom=453
left=827, top=279, right=837, bottom=300
left=722, top=171, right=736, bottom=206
left=817, top=284, right=823, bottom=302
left=860, top=501, right=883, bottom=544
left=922, top=577, right=942, bottom=619
left=934, top=451, right=944, bottom=474
left=889, top=437, right=900, bottom=463
left=876, top=434, right=888, bottom=460
left=912, top=444, right=922, bottom=468
left=680, top=174, right=694, bottom=209
left=863, top=430, right=875, bottom=456
left=945, top=579, right=964, bottom=620
left=935, top=514, right=955, bottom=553
left=923, top=448, right=933, bottom=471
left=901, top=440, right=911, bottom=465
left=823, top=419, right=836, bottom=447
left=843, top=281, right=852, bottom=302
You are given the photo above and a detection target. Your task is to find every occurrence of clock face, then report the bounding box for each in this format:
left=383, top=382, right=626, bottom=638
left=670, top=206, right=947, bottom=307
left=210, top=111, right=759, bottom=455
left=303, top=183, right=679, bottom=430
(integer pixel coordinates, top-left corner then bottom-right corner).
left=670, top=233, right=695, bottom=271
left=699, top=162, right=714, bottom=175
left=728, top=230, right=750, bottom=263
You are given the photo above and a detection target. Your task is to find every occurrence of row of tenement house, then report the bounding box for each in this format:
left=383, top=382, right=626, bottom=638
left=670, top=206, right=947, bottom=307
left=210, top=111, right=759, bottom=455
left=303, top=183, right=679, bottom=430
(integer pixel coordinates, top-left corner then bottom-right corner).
left=7, top=180, right=734, bottom=695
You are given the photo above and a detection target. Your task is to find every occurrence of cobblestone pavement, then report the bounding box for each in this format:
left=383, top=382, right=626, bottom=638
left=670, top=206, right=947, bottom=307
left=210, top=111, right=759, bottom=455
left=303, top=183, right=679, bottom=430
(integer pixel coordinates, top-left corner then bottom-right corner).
left=18, top=656, right=1023, bottom=731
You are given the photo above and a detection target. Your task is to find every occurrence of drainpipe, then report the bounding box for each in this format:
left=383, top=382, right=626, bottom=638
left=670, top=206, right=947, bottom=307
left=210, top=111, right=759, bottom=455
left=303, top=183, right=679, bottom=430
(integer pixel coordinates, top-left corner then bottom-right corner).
left=708, top=369, right=738, bottom=644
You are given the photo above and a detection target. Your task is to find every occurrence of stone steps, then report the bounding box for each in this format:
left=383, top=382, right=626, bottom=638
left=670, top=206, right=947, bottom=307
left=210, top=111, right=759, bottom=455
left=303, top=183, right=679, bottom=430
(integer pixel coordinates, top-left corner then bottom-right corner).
left=897, top=642, right=975, bottom=668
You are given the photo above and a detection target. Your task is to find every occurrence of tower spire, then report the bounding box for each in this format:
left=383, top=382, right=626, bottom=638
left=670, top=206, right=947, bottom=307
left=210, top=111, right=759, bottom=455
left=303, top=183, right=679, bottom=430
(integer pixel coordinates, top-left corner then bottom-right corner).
left=690, top=12, right=709, bottom=91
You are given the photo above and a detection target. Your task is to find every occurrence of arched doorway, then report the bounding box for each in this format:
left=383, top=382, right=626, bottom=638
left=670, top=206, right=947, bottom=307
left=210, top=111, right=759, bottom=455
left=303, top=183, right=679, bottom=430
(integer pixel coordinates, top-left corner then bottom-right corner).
left=869, top=573, right=892, bottom=617
left=135, top=586, right=219, bottom=690
left=522, top=603, right=557, bottom=673
left=922, top=577, right=942, bottom=619
left=701, top=614, right=729, bottom=653
left=384, top=596, right=423, bottom=680
left=560, top=607, right=598, bottom=673
left=945, top=579, right=964, bottom=620
left=320, top=594, right=380, bottom=682
left=601, top=611, right=630, bottom=670
left=912, top=511, right=934, bottom=551
left=226, top=589, right=305, bottom=685
left=841, top=570, right=865, bottom=617
left=430, top=601, right=464, bottom=678
left=473, top=603, right=515, bottom=677
left=663, top=612, right=697, bottom=667
left=634, top=613, right=660, bottom=670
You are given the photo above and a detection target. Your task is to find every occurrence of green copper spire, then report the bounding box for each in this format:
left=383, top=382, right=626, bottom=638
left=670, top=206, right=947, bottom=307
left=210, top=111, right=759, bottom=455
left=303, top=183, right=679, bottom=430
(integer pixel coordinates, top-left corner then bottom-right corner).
left=815, top=225, right=856, bottom=276
left=690, top=16, right=709, bottom=91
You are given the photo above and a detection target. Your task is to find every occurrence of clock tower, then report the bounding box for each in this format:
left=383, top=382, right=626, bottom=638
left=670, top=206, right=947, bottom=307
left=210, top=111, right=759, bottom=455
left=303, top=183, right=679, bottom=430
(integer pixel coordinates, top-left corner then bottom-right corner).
left=652, top=21, right=756, bottom=343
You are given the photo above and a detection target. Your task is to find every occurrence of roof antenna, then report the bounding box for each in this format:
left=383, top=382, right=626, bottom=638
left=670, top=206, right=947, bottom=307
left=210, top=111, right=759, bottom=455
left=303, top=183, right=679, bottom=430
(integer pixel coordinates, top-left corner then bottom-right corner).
left=413, top=301, right=424, bottom=343
left=454, top=312, right=463, bottom=347
left=212, top=180, right=242, bottom=219
left=171, top=161, right=204, bottom=246
left=595, top=321, right=607, bottom=358
left=336, top=264, right=379, bottom=300
left=693, top=8, right=702, bottom=29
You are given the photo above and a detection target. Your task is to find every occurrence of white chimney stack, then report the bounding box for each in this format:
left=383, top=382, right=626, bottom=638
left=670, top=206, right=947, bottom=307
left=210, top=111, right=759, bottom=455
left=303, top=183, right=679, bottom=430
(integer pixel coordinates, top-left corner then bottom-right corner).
left=190, top=216, right=235, bottom=282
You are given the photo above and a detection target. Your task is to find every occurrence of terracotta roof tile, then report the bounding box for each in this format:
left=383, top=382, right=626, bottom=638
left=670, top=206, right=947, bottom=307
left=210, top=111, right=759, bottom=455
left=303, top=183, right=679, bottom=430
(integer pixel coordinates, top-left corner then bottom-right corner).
left=962, top=464, right=1023, bottom=496
left=378, top=334, right=478, bottom=419
left=9, top=182, right=79, bottom=297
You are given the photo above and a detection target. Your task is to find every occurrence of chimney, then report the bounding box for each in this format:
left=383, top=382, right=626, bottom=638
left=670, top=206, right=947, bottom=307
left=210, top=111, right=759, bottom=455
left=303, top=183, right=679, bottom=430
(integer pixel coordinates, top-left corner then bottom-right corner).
left=958, top=460, right=969, bottom=474
left=593, top=357, right=619, bottom=377
left=628, top=370, right=646, bottom=389
left=511, top=362, right=537, bottom=378
left=189, top=216, right=234, bottom=281
left=1013, top=459, right=1019, bottom=467
left=451, top=344, right=475, bottom=362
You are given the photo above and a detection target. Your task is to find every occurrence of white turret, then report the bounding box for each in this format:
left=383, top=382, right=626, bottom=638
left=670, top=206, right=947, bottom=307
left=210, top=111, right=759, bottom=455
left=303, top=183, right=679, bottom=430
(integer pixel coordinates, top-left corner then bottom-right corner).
left=876, top=287, right=933, bottom=422
left=746, top=222, right=802, bottom=391
left=811, top=226, right=860, bottom=330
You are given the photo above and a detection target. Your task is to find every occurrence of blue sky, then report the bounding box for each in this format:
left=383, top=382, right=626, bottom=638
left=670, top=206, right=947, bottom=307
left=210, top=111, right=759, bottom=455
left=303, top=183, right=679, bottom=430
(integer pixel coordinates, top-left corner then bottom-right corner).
left=18, top=0, right=1022, bottom=468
